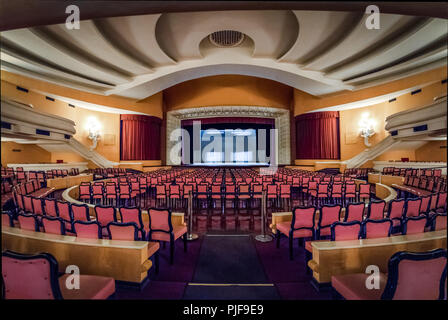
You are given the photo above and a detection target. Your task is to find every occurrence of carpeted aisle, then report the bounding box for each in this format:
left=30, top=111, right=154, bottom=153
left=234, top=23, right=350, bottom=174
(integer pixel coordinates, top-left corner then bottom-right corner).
left=115, top=233, right=331, bottom=300
left=183, top=234, right=281, bottom=300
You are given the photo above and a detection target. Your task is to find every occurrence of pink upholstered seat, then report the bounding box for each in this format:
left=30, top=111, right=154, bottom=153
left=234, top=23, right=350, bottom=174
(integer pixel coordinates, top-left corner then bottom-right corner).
left=317, top=205, right=341, bottom=238
left=2, top=251, right=115, bottom=299
left=432, top=214, right=447, bottom=231
left=31, top=197, right=44, bottom=215
left=358, top=183, right=370, bottom=200
left=147, top=208, right=187, bottom=264
left=436, top=192, right=447, bottom=212
left=56, top=201, right=72, bottom=223
left=107, top=222, right=139, bottom=240
left=2, top=212, right=11, bottom=227
left=403, top=216, right=427, bottom=235
left=151, top=225, right=187, bottom=241
left=44, top=199, right=58, bottom=217
left=420, top=195, right=431, bottom=215
left=276, top=206, right=316, bottom=261
left=387, top=199, right=405, bottom=227
left=58, top=274, right=115, bottom=299
left=18, top=214, right=38, bottom=231
left=94, top=205, right=117, bottom=227
left=332, top=273, right=387, bottom=300
left=331, top=221, right=361, bottom=241
left=405, top=198, right=422, bottom=218
left=368, top=201, right=385, bottom=220
left=276, top=222, right=313, bottom=238
left=23, top=195, right=33, bottom=213
left=332, top=249, right=447, bottom=300
left=42, top=216, right=65, bottom=235
left=344, top=202, right=364, bottom=222
left=119, top=207, right=144, bottom=238
left=73, top=221, right=102, bottom=239
left=71, top=203, right=90, bottom=221
left=362, top=219, right=392, bottom=239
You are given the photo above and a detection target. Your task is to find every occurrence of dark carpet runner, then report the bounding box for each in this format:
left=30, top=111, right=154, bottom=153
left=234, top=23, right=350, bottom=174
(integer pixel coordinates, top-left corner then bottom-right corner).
left=183, top=234, right=280, bottom=300
left=115, top=232, right=331, bottom=300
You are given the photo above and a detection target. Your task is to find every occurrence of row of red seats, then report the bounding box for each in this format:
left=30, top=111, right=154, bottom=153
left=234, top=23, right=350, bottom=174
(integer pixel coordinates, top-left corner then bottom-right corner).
left=276, top=201, right=447, bottom=261
left=382, top=166, right=443, bottom=177
left=4, top=201, right=187, bottom=265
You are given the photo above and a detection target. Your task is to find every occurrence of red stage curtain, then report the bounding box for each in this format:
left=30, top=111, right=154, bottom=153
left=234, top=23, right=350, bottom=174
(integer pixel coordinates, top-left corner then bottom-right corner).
left=181, top=117, right=275, bottom=126
left=295, top=111, right=340, bottom=159
left=120, top=115, right=162, bottom=160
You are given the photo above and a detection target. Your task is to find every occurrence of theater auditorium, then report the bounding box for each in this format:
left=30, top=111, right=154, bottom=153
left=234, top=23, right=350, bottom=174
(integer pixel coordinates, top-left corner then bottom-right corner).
left=1, top=2, right=447, bottom=301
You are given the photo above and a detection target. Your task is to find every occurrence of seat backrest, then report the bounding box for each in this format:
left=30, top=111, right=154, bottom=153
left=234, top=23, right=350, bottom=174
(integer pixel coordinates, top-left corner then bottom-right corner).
left=18, top=214, right=38, bottom=231
left=92, top=184, right=103, bottom=195
left=44, top=199, right=58, bottom=217
left=405, top=198, right=422, bottom=218
left=107, top=222, right=139, bottom=241
left=56, top=201, right=72, bottom=221
left=2, top=212, right=12, bottom=227
left=387, top=199, right=405, bottom=220
left=431, top=214, right=447, bottom=231
left=368, top=200, right=386, bottom=220
left=73, top=220, right=102, bottom=239
left=362, top=219, right=392, bottom=239
left=332, top=183, right=342, bottom=194
left=79, top=184, right=91, bottom=196
left=42, top=216, right=66, bottom=235
left=331, top=221, right=361, bottom=241
left=31, top=197, right=44, bottom=215
left=280, top=184, right=290, bottom=195
left=2, top=251, right=63, bottom=299
left=239, top=184, right=249, bottom=193
left=319, top=205, right=341, bottom=228
left=429, top=193, right=438, bottom=211
left=170, top=184, right=180, bottom=194
left=345, top=183, right=356, bottom=194
left=420, top=195, right=431, bottom=214
left=403, top=215, right=427, bottom=235
left=359, top=184, right=370, bottom=194
left=94, top=205, right=117, bottom=226
left=345, top=202, right=365, bottom=222
left=148, top=208, right=172, bottom=234
left=291, top=207, right=316, bottom=231
left=119, top=207, right=143, bottom=229
left=70, top=203, right=90, bottom=221
left=317, top=183, right=328, bottom=193
left=381, top=249, right=447, bottom=300
left=23, top=195, right=33, bottom=213
left=436, top=192, right=447, bottom=209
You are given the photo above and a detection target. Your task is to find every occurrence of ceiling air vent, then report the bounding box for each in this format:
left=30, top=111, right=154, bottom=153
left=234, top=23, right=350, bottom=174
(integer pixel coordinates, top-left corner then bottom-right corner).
left=209, top=30, right=245, bottom=48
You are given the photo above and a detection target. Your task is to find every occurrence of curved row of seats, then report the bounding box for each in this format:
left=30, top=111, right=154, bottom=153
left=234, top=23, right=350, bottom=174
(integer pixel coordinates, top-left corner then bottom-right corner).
left=4, top=198, right=188, bottom=265
left=275, top=195, right=447, bottom=261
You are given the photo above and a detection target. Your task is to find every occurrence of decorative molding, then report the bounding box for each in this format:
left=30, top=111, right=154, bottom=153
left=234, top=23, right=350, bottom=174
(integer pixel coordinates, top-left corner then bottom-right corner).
left=166, top=106, right=290, bottom=165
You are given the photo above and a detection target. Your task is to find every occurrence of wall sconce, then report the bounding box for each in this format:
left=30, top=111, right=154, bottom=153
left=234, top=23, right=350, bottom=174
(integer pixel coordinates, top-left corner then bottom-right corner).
left=85, top=117, right=101, bottom=151
left=359, top=112, right=376, bottom=147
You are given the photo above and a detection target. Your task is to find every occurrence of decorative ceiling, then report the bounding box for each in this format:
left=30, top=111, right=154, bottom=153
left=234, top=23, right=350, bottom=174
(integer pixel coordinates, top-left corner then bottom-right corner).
left=1, top=10, right=446, bottom=100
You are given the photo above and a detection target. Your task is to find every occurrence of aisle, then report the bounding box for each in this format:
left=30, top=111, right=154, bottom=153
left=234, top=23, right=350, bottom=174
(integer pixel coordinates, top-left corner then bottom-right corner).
left=183, top=234, right=280, bottom=300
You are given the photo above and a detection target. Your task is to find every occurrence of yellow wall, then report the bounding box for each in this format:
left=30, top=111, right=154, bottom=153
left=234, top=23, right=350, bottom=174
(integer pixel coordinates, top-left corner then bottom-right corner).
left=1, top=80, right=121, bottom=162
left=164, top=75, right=293, bottom=110
left=340, top=80, right=447, bottom=162
left=1, top=71, right=164, bottom=118
left=415, top=141, right=447, bottom=162
left=294, top=66, right=447, bottom=115
left=1, top=142, right=51, bottom=165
